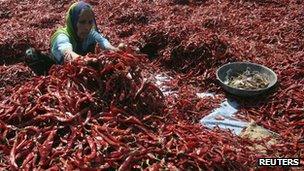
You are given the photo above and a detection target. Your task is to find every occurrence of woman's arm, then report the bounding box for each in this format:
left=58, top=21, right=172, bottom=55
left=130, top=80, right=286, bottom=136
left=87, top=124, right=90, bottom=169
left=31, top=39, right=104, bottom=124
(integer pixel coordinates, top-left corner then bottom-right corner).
left=51, top=34, right=81, bottom=64
left=91, top=30, right=119, bottom=51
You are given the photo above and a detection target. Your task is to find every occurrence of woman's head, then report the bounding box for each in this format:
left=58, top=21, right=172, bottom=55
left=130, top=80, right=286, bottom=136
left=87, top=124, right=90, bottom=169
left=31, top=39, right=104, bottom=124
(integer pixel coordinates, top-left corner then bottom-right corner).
left=51, top=1, right=99, bottom=55
left=67, top=1, right=97, bottom=41
left=76, top=8, right=94, bottom=40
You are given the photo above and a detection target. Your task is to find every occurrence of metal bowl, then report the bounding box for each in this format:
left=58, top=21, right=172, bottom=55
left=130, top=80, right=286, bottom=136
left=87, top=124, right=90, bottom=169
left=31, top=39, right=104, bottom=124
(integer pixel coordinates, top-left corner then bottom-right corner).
left=216, top=62, right=277, bottom=97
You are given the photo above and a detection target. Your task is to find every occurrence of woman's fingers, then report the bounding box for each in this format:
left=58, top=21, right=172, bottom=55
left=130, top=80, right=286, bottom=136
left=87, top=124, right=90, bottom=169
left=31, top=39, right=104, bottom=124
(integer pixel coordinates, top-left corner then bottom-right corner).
left=64, top=52, right=73, bottom=61
left=64, top=51, right=80, bottom=62
left=117, top=43, right=127, bottom=51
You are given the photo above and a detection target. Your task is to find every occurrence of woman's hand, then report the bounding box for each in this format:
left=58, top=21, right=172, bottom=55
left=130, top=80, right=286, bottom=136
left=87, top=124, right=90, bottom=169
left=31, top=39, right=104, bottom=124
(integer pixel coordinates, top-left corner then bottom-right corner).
left=106, top=43, right=127, bottom=52
left=64, top=50, right=80, bottom=62
left=117, top=43, right=127, bottom=51
left=116, top=43, right=140, bottom=53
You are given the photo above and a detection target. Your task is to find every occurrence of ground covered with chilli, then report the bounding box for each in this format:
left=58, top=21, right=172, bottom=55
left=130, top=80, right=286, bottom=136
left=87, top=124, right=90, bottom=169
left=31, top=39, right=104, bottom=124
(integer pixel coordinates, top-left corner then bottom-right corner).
left=0, top=0, right=303, bottom=170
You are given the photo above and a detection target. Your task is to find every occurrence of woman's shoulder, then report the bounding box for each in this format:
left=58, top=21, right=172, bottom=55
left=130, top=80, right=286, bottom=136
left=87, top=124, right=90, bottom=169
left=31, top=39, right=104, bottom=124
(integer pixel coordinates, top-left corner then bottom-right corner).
left=88, top=30, right=110, bottom=42
left=89, top=29, right=102, bottom=37
left=56, top=33, right=70, bottom=39
left=53, top=33, right=70, bottom=43
left=51, top=27, right=70, bottom=45
left=86, top=30, right=102, bottom=41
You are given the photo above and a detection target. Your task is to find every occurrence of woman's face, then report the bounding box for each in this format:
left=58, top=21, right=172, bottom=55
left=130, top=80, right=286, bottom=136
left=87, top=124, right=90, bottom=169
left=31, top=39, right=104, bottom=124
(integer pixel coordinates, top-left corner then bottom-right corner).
left=76, top=9, right=94, bottom=41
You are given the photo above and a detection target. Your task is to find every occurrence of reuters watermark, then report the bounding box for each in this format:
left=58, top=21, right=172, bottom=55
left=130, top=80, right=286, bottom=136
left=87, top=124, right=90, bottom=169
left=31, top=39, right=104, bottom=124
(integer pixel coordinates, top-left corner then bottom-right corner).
left=258, top=158, right=301, bottom=167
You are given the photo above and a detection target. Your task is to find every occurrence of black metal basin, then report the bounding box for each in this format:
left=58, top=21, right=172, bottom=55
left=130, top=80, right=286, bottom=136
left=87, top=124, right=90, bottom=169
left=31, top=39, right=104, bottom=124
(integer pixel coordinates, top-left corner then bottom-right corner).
left=216, top=62, right=277, bottom=97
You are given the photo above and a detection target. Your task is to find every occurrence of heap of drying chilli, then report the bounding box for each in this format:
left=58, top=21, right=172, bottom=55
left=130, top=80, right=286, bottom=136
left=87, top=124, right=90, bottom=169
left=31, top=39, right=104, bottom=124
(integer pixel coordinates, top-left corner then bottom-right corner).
left=0, top=0, right=304, bottom=170
left=0, top=52, right=259, bottom=170
left=0, top=63, right=34, bottom=100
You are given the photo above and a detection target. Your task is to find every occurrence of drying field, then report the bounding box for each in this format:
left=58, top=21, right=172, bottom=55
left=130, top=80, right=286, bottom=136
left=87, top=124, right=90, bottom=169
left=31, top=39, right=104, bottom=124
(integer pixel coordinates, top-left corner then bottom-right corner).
left=0, top=0, right=303, bottom=170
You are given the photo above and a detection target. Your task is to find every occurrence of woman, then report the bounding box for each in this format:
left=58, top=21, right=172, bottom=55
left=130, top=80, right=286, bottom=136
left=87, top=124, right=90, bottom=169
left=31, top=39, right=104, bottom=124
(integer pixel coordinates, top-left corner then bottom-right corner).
left=26, top=1, right=120, bottom=75
left=50, top=1, right=119, bottom=64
